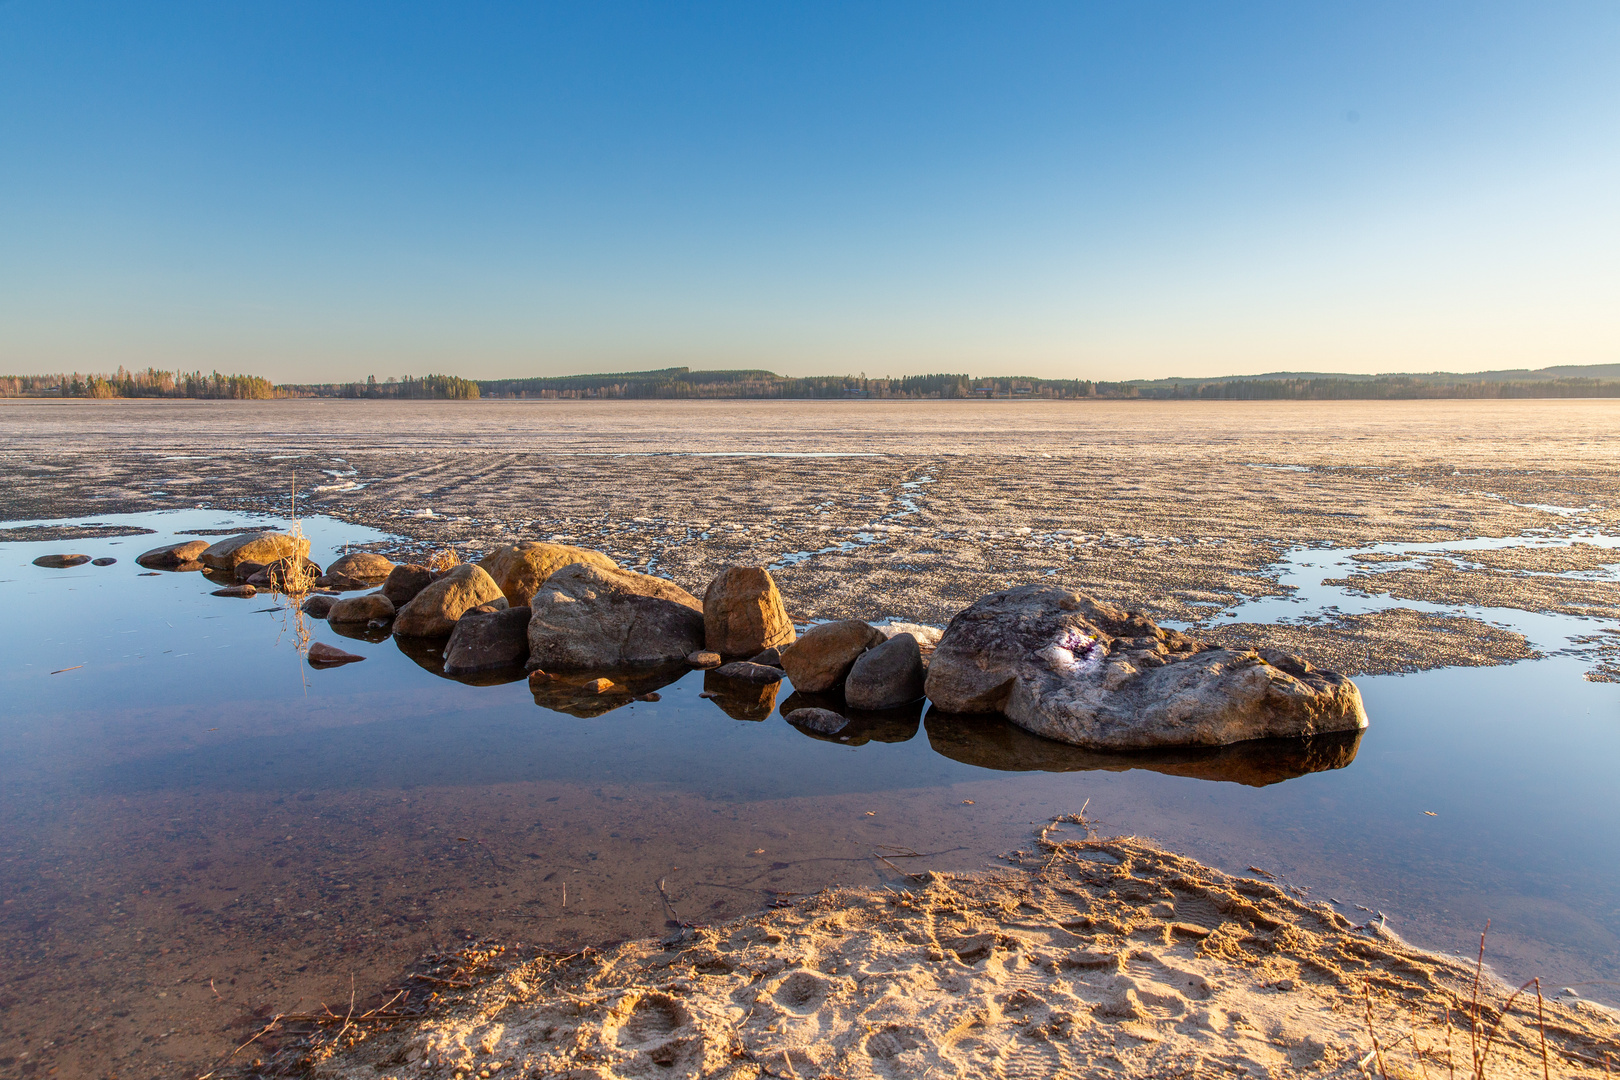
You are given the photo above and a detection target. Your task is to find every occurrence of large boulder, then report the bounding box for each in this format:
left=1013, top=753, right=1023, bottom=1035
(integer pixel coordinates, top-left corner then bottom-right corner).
left=702, top=566, right=797, bottom=657
left=380, top=564, right=433, bottom=609
left=328, top=593, right=396, bottom=624
left=478, top=541, right=618, bottom=606
left=527, top=564, right=704, bottom=669
left=444, top=606, right=531, bottom=676
left=779, top=620, right=885, bottom=693
left=199, top=532, right=310, bottom=572
left=924, top=585, right=1368, bottom=750
left=393, top=564, right=505, bottom=637
left=322, top=552, right=395, bottom=588
left=136, top=540, right=210, bottom=569
left=845, top=632, right=925, bottom=710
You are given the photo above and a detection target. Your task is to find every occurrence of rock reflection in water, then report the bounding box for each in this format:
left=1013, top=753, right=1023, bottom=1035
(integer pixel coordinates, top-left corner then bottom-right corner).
left=924, top=710, right=1363, bottom=786
left=703, top=670, right=782, bottom=722
left=391, top=632, right=530, bottom=686
left=532, top=664, right=689, bottom=717
left=328, top=620, right=395, bottom=644
left=779, top=691, right=923, bottom=745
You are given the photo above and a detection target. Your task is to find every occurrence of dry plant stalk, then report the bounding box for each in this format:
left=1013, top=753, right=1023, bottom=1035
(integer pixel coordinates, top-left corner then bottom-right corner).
left=426, top=546, right=461, bottom=572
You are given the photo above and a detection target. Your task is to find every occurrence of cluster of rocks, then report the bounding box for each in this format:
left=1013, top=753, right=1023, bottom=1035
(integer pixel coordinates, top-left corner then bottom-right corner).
left=104, top=530, right=1370, bottom=750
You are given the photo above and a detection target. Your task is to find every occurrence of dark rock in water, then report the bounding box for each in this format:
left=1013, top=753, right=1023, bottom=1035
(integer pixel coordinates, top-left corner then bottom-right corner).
left=528, top=564, right=704, bottom=669
left=923, top=709, right=1364, bottom=786
left=444, top=606, right=531, bottom=675
left=394, top=564, right=505, bottom=637
left=478, top=541, right=618, bottom=606
left=91, top=557, right=117, bottom=566
left=702, top=565, right=796, bottom=657
left=924, top=585, right=1368, bottom=750
left=211, top=584, right=256, bottom=598
left=780, top=691, right=922, bottom=746
left=308, top=641, right=365, bottom=666
left=136, top=540, right=210, bottom=568
left=845, top=633, right=925, bottom=710
left=780, top=620, right=885, bottom=693
left=138, top=571, right=161, bottom=577
left=712, top=661, right=787, bottom=683
left=234, top=561, right=267, bottom=583
left=200, top=532, right=310, bottom=572
left=246, top=557, right=321, bottom=591
left=301, top=594, right=336, bottom=618
left=702, top=670, right=781, bottom=722
left=529, top=664, right=687, bottom=718
left=636, top=692, right=661, bottom=702
left=750, top=646, right=784, bottom=666
left=329, top=593, right=396, bottom=624
left=785, top=707, right=848, bottom=735
left=687, top=650, right=723, bottom=668
left=380, top=563, right=433, bottom=608
left=33, top=554, right=91, bottom=568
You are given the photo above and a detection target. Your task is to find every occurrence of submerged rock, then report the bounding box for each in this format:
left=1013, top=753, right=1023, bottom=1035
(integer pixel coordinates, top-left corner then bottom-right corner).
left=924, top=585, right=1367, bottom=750
left=308, top=641, right=366, bottom=666
left=32, top=554, right=90, bottom=568
left=779, top=620, right=885, bottom=693
left=380, top=563, right=434, bottom=609
left=528, top=564, right=704, bottom=669
left=394, top=564, right=506, bottom=637
left=444, top=606, right=531, bottom=675
left=199, top=532, right=311, bottom=572
left=712, top=661, right=787, bottom=683
left=136, top=540, right=210, bottom=568
left=785, top=707, right=848, bottom=735
left=91, top=557, right=117, bottom=567
left=479, top=541, right=618, bottom=606
left=211, top=584, right=256, bottom=598
left=845, top=632, right=926, bottom=710
left=702, top=566, right=796, bottom=657
left=328, top=592, right=396, bottom=624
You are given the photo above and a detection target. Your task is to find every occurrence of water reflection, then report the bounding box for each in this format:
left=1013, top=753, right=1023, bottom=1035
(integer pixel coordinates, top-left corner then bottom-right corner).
left=703, top=670, right=782, bottom=721
left=924, top=710, right=1364, bottom=786
left=779, top=691, right=923, bottom=745
left=532, top=664, right=688, bottom=717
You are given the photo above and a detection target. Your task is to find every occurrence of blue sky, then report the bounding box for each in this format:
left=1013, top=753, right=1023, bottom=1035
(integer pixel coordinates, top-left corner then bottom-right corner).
left=1, top=2, right=1616, bottom=381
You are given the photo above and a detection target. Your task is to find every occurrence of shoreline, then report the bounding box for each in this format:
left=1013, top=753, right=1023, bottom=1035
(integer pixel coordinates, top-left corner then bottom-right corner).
left=302, top=819, right=1619, bottom=1079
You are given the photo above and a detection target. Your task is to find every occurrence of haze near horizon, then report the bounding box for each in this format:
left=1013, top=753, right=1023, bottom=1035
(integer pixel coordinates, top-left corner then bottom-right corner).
left=1, top=2, right=1616, bottom=383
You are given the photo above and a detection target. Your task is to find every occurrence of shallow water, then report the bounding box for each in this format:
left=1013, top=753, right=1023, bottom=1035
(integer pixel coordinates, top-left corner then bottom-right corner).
left=2, top=509, right=1618, bottom=1076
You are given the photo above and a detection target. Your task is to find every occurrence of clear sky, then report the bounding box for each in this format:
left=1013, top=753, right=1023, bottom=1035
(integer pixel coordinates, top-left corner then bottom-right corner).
left=1, top=2, right=1616, bottom=383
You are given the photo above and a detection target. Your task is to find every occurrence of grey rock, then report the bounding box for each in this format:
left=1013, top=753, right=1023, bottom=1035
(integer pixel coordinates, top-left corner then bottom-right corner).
left=845, top=633, right=925, bottom=710
left=91, top=557, right=117, bottom=566
left=528, top=563, right=704, bottom=669
left=749, top=646, right=783, bottom=666
left=712, top=661, right=787, bottom=683
left=445, top=606, right=532, bottom=675
left=924, top=585, right=1367, bottom=750
left=308, top=641, right=365, bottom=666
left=301, top=594, right=336, bottom=618
left=785, top=707, right=848, bottom=735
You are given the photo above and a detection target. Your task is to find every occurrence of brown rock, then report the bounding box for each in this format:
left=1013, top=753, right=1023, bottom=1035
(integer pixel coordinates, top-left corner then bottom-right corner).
left=749, top=646, right=784, bottom=666
left=393, top=563, right=505, bottom=637
left=527, top=564, right=705, bottom=669
left=702, top=566, right=796, bottom=658
left=713, top=661, right=787, bottom=684
left=92, top=557, right=117, bottom=566
left=380, top=564, right=433, bottom=608
left=211, top=584, right=256, bottom=598
left=246, top=557, right=321, bottom=591
left=308, top=641, right=366, bottom=666
left=585, top=677, right=615, bottom=694
left=687, top=650, right=723, bottom=668
left=199, top=532, right=311, bottom=572
left=328, top=593, right=397, bottom=623
left=478, top=541, right=618, bottom=606
left=33, top=554, right=91, bottom=568
left=924, top=585, right=1367, bottom=750
left=136, top=540, right=210, bottom=568
left=779, top=620, right=885, bottom=693
left=703, top=670, right=782, bottom=722
left=324, top=551, right=395, bottom=585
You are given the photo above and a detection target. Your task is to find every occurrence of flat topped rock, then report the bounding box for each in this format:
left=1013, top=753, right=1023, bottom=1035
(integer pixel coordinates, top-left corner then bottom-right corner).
left=924, top=585, right=1367, bottom=751
left=136, top=540, right=210, bottom=568
left=479, top=541, right=618, bottom=606
left=528, top=563, right=704, bottom=669
left=33, top=554, right=91, bottom=568
left=199, top=532, right=311, bottom=572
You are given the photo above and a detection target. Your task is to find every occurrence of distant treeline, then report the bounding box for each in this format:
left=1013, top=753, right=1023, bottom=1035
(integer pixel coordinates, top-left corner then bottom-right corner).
left=8, top=364, right=1620, bottom=402
left=0, top=368, right=275, bottom=399
left=280, top=374, right=480, bottom=400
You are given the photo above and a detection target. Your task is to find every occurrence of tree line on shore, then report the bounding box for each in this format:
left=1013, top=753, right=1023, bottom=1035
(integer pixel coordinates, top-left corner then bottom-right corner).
left=5, top=364, right=1619, bottom=401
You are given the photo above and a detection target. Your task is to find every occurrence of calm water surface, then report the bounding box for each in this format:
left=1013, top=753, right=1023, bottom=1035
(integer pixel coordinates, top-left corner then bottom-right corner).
left=2, top=510, right=1617, bottom=1077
